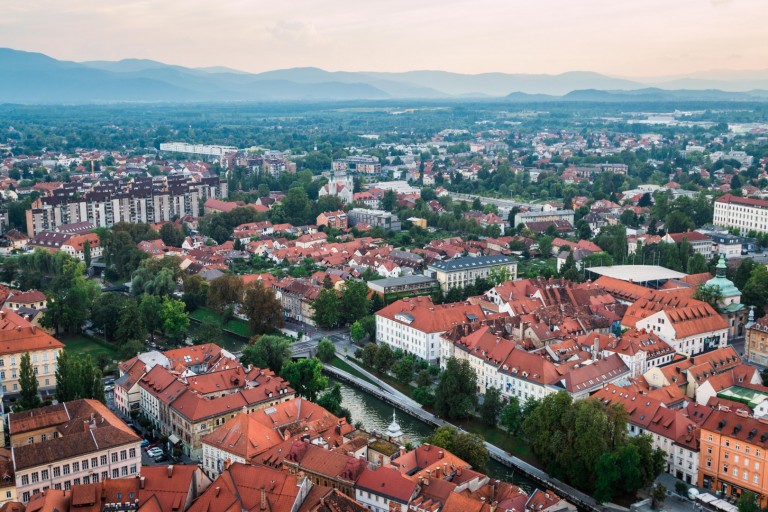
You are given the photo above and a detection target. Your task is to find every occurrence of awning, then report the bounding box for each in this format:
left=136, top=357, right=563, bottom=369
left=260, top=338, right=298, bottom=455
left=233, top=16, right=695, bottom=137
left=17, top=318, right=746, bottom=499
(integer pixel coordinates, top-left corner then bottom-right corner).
left=168, top=434, right=181, bottom=445
left=698, top=494, right=717, bottom=504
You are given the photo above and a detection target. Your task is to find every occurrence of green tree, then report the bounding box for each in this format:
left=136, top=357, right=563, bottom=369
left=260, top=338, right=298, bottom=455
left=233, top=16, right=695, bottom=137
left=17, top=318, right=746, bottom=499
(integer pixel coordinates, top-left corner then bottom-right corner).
left=738, top=491, right=758, bottom=512
left=651, top=484, right=667, bottom=510
left=393, top=357, right=415, bottom=385
left=735, top=258, right=757, bottom=290
left=17, top=352, right=42, bottom=411
left=743, top=265, right=768, bottom=318
left=317, top=383, right=351, bottom=422
left=374, top=343, right=395, bottom=373
left=312, top=288, right=341, bottom=328
left=350, top=321, right=366, bottom=343
left=139, top=294, right=163, bottom=341
left=207, top=274, right=245, bottom=314
left=361, top=343, right=378, bottom=368
left=316, top=338, right=336, bottom=362
left=242, top=284, right=284, bottom=335
left=425, top=425, right=489, bottom=472
left=340, top=280, right=370, bottom=324
left=499, top=396, right=523, bottom=435
left=694, top=284, right=724, bottom=311
left=381, top=190, right=396, bottom=212
left=160, top=297, right=189, bottom=340
left=116, top=298, right=146, bottom=343
left=83, top=239, right=92, bottom=269
left=435, top=357, right=477, bottom=419
left=283, top=187, right=312, bottom=225
left=91, top=293, right=126, bottom=341
left=480, top=387, right=503, bottom=426
left=281, top=357, right=328, bottom=401
left=55, top=352, right=106, bottom=404
left=687, top=253, right=709, bottom=274
left=194, top=317, right=222, bottom=344
left=241, top=335, right=292, bottom=373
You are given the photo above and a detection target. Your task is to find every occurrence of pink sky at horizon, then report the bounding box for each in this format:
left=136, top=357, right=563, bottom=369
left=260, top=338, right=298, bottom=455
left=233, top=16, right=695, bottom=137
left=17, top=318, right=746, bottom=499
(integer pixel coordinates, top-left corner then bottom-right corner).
left=1, top=0, right=766, bottom=77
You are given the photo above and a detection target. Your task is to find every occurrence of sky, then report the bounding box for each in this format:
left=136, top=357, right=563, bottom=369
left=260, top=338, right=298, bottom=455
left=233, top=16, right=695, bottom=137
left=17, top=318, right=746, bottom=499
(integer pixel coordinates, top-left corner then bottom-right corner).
left=2, top=0, right=766, bottom=77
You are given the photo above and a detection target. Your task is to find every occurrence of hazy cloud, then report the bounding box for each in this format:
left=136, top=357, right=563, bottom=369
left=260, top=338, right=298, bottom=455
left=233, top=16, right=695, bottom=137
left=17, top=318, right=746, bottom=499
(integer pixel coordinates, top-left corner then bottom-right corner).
left=0, top=0, right=765, bottom=76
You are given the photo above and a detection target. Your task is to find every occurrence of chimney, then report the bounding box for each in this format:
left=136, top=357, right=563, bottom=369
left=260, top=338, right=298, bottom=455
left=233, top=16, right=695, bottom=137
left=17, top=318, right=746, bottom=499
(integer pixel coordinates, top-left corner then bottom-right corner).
left=167, top=465, right=174, bottom=478
left=83, top=420, right=90, bottom=432
left=215, top=486, right=221, bottom=497
left=30, top=326, right=36, bottom=334
left=399, top=446, right=406, bottom=458
left=443, top=462, right=448, bottom=476
left=423, top=443, right=430, bottom=451
left=491, top=501, right=498, bottom=512
left=140, top=477, right=145, bottom=489
left=438, top=450, right=444, bottom=459
left=260, top=488, right=267, bottom=511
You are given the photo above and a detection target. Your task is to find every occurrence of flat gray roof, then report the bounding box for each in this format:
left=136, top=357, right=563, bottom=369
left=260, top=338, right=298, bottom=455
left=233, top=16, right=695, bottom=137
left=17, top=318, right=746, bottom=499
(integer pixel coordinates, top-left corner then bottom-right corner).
left=367, top=275, right=437, bottom=290
left=587, top=265, right=686, bottom=282
left=428, top=254, right=515, bottom=272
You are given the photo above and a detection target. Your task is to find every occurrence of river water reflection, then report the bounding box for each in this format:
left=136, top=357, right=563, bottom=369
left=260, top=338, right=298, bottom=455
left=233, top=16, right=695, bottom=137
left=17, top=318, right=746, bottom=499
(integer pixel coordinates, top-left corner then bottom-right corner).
left=334, top=379, right=536, bottom=492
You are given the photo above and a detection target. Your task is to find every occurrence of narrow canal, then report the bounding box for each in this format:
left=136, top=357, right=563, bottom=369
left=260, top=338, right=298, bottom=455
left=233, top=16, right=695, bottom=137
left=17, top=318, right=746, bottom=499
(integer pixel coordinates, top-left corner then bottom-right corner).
left=333, top=378, right=537, bottom=493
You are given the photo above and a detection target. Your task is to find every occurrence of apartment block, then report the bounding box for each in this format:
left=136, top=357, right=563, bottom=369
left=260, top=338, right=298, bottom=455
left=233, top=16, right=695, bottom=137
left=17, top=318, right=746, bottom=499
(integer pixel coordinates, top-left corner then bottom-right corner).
left=9, top=399, right=142, bottom=503
left=25, top=175, right=227, bottom=237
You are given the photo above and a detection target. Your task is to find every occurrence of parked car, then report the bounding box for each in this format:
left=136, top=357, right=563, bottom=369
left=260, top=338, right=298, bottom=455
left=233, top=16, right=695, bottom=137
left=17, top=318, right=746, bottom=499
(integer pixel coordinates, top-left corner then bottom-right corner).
left=146, top=448, right=163, bottom=458
left=144, top=443, right=158, bottom=452
left=140, top=439, right=150, bottom=448
left=153, top=455, right=169, bottom=463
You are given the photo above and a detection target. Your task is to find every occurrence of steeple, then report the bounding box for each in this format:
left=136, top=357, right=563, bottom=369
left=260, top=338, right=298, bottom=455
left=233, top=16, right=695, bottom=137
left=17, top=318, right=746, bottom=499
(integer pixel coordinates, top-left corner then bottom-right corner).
left=387, top=410, right=403, bottom=441
left=716, top=255, right=727, bottom=278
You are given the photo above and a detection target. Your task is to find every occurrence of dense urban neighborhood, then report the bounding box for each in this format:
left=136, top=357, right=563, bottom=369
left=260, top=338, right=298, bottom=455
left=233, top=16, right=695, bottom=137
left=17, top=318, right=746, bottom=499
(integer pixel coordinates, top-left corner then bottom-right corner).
left=0, top=100, right=768, bottom=512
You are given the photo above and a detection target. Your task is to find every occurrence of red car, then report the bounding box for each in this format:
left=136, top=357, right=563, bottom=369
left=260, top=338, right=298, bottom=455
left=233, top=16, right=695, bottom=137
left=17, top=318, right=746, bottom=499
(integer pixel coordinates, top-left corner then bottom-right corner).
left=144, top=443, right=158, bottom=452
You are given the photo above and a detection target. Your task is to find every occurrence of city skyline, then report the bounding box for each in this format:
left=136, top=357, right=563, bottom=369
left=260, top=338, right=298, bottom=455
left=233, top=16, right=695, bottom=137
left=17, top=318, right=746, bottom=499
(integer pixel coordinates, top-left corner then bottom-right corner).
left=2, top=0, right=766, bottom=78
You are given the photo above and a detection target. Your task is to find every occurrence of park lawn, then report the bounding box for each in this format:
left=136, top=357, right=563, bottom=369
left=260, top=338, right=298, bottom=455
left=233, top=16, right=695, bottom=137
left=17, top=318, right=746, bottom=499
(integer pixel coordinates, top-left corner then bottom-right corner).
left=189, top=307, right=251, bottom=339
left=452, top=416, right=542, bottom=467
left=61, top=335, right=119, bottom=362
left=327, top=357, right=377, bottom=385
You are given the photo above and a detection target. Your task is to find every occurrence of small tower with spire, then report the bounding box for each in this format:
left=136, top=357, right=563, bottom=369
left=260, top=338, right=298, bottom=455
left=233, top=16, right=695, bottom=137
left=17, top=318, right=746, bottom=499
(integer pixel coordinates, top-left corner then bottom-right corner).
left=386, top=410, right=403, bottom=442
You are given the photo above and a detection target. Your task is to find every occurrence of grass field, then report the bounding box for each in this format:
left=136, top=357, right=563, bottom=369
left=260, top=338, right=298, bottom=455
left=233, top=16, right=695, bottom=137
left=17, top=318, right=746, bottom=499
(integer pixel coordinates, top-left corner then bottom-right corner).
left=61, top=335, right=119, bottom=361
left=189, top=307, right=251, bottom=338
left=328, top=356, right=377, bottom=385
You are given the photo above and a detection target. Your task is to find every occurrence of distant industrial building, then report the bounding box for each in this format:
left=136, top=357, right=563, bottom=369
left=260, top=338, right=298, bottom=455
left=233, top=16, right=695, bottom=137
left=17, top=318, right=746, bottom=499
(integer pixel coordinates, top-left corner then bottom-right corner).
left=159, top=142, right=237, bottom=157
left=332, top=156, right=381, bottom=174
left=347, top=208, right=401, bottom=231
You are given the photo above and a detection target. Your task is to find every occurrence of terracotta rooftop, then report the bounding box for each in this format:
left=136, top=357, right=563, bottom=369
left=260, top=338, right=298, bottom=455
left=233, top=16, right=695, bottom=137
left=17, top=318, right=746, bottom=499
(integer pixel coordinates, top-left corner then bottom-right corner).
left=0, top=308, right=63, bottom=356
left=377, top=296, right=487, bottom=334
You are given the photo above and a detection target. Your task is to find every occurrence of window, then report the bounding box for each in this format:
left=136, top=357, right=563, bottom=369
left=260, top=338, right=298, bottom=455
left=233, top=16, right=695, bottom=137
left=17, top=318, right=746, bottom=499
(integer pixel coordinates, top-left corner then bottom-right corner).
left=129, top=448, right=136, bottom=458
left=91, top=457, right=97, bottom=468
left=130, top=464, right=137, bottom=474
left=21, top=475, right=29, bottom=486
left=101, top=471, right=108, bottom=481
left=41, top=470, right=48, bottom=480
left=82, top=460, right=88, bottom=470
left=725, top=440, right=731, bottom=447
left=120, top=450, right=127, bottom=461
left=63, top=465, right=70, bottom=475
left=64, top=481, right=70, bottom=490
left=72, top=462, right=79, bottom=472
left=100, top=455, right=107, bottom=466
left=73, top=478, right=80, bottom=486
left=112, top=469, right=119, bottom=479
left=111, top=453, right=118, bottom=463
left=736, top=443, right=741, bottom=451
left=93, top=474, right=99, bottom=483
left=82, top=476, right=89, bottom=484
left=724, top=464, right=729, bottom=473
left=121, top=466, right=128, bottom=476
left=708, top=435, right=713, bottom=441
left=22, top=492, right=29, bottom=503
left=53, top=467, right=60, bottom=477
left=744, top=471, right=748, bottom=480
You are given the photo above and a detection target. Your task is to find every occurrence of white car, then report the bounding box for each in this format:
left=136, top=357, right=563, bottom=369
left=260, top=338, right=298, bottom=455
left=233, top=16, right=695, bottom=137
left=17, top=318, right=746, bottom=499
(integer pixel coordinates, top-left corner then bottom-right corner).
left=146, top=448, right=163, bottom=458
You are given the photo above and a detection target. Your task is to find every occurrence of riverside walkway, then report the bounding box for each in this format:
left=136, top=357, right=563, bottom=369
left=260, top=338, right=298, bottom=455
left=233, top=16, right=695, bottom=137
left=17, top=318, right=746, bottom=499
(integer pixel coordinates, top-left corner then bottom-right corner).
left=324, top=356, right=604, bottom=512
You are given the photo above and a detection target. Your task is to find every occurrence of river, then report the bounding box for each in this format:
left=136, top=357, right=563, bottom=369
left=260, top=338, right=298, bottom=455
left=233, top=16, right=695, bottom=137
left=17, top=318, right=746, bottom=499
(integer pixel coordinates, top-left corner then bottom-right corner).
left=333, top=378, right=537, bottom=492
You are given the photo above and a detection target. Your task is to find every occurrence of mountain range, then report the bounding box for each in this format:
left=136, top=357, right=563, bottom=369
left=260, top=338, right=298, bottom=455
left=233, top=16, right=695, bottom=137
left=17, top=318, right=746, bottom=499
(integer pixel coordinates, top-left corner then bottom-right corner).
left=2, top=48, right=768, bottom=103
